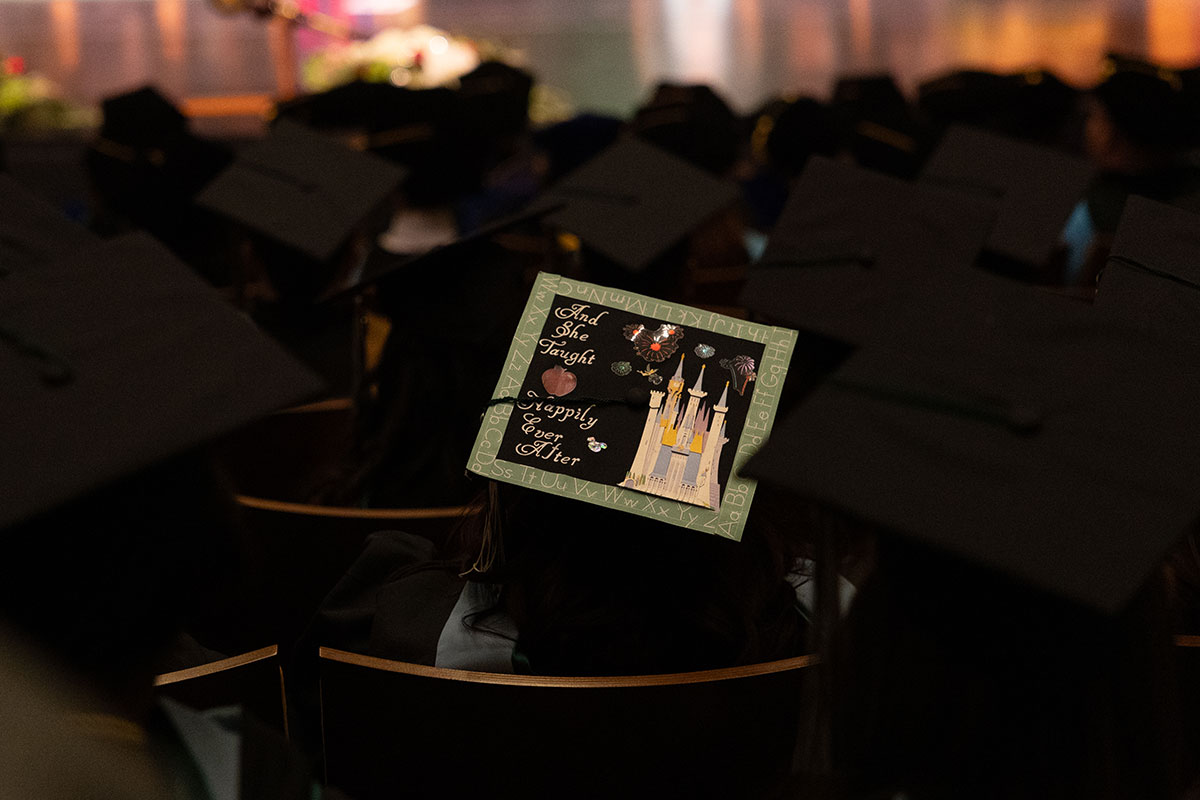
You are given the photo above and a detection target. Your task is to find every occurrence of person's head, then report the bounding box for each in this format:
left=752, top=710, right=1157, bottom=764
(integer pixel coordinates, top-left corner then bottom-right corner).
left=440, top=481, right=809, bottom=676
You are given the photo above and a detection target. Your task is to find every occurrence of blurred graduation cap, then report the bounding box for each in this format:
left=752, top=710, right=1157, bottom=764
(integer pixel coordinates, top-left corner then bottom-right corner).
left=917, top=68, right=1083, bottom=147
left=87, top=86, right=234, bottom=279
left=324, top=196, right=565, bottom=302
left=1094, top=194, right=1200, bottom=342
left=919, top=125, right=1095, bottom=279
left=0, top=233, right=322, bottom=530
left=0, top=175, right=97, bottom=273
left=1095, top=53, right=1200, bottom=152
left=753, top=96, right=839, bottom=178
left=631, top=83, right=741, bottom=175
left=197, top=119, right=405, bottom=290
left=89, top=86, right=231, bottom=196
left=274, top=80, right=489, bottom=205
left=739, top=156, right=997, bottom=346
left=532, top=113, right=624, bottom=185
left=829, top=74, right=932, bottom=178
left=538, top=136, right=741, bottom=275
left=744, top=272, right=1200, bottom=613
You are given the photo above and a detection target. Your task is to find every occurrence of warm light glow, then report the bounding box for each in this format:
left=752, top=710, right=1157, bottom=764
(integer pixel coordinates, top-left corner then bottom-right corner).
left=848, top=0, right=873, bottom=64
left=427, top=34, right=448, bottom=54
left=155, top=0, right=186, bottom=64
left=661, top=0, right=731, bottom=87
left=1147, top=0, right=1200, bottom=65
left=49, top=0, right=80, bottom=70
left=949, top=0, right=1109, bottom=85
left=341, top=0, right=418, bottom=14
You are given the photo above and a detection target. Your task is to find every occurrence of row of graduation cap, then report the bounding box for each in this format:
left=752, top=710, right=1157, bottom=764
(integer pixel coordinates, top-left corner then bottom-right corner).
left=69, top=49, right=1200, bottom=303
left=4, top=98, right=1200, bottom=621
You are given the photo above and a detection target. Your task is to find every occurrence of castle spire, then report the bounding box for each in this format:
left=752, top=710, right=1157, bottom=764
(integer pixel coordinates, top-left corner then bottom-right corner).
left=691, top=363, right=706, bottom=392
left=672, top=353, right=686, bottom=382
left=716, top=380, right=729, bottom=409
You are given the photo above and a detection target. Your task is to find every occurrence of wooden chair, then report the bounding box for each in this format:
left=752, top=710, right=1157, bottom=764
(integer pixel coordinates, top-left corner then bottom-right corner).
left=318, top=647, right=817, bottom=800
left=155, top=645, right=287, bottom=735
left=215, top=397, right=355, bottom=503
left=205, top=497, right=478, bottom=658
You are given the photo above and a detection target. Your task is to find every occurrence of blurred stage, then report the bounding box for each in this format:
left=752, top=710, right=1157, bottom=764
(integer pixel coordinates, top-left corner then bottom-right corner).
left=3, top=0, right=1200, bottom=120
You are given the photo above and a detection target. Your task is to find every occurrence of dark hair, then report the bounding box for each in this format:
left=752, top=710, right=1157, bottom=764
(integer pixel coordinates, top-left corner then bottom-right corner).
left=432, top=480, right=810, bottom=676
left=828, top=532, right=1190, bottom=799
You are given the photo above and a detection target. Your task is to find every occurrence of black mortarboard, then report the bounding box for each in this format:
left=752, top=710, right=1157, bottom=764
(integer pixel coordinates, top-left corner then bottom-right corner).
left=274, top=82, right=476, bottom=206
left=457, top=60, right=534, bottom=141
left=532, top=113, right=624, bottom=184
left=739, top=156, right=997, bottom=346
left=323, top=197, right=565, bottom=302
left=197, top=119, right=406, bottom=264
left=744, top=272, right=1200, bottom=613
left=829, top=74, right=932, bottom=178
left=758, top=96, right=839, bottom=178
left=919, top=124, right=1095, bottom=274
left=1095, top=194, right=1200, bottom=342
left=97, top=86, right=188, bottom=150
left=917, top=68, right=1084, bottom=148
left=631, top=83, right=741, bottom=175
left=539, top=136, right=741, bottom=274
left=0, top=233, right=322, bottom=530
left=0, top=175, right=97, bottom=273
left=1095, top=53, right=1200, bottom=151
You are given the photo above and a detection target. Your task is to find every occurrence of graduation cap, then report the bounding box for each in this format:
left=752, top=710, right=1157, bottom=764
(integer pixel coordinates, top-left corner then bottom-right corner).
left=828, top=74, right=931, bottom=178
left=0, top=233, right=322, bottom=531
left=1094, top=53, right=1200, bottom=151
left=1094, top=194, right=1200, bottom=342
left=0, top=175, right=97, bottom=274
left=755, top=96, right=839, bottom=178
left=465, top=271, right=798, bottom=541
left=532, top=113, right=624, bottom=185
left=197, top=119, right=406, bottom=266
left=917, top=68, right=1083, bottom=147
left=743, top=271, right=1200, bottom=613
left=274, top=82, right=480, bottom=206
left=539, top=136, right=741, bottom=275
left=739, top=156, right=997, bottom=346
left=631, top=83, right=741, bottom=176
left=918, top=124, right=1095, bottom=275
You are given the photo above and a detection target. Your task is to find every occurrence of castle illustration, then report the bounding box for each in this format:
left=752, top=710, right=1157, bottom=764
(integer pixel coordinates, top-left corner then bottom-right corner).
left=622, top=354, right=730, bottom=511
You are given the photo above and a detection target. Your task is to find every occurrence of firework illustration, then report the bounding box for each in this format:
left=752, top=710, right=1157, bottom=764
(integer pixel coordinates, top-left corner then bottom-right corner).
left=623, top=322, right=684, bottom=362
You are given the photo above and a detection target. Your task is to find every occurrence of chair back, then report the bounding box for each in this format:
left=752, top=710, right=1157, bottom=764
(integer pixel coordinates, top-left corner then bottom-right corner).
left=319, top=647, right=816, bottom=800
left=205, top=498, right=477, bottom=657
left=155, top=645, right=287, bottom=734
left=215, top=397, right=355, bottom=502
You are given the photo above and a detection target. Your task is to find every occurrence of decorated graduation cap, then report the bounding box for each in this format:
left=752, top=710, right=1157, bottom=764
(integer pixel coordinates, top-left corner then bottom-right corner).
left=919, top=124, right=1095, bottom=277
left=0, top=175, right=97, bottom=273
left=744, top=271, right=1200, bottom=613
left=739, top=155, right=997, bottom=346
left=0, top=233, right=322, bottom=530
left=198, top=119, right=406, bottom=265
left=1094, top=194, right=1200, bottom=342
left=538, top=137, right=742, bottom=277
left=467, top=272, right=797, bottom=540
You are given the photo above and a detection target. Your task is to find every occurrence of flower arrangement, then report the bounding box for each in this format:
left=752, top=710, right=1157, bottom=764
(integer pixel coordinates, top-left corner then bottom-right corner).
left=302, top=24, right=504, bottom=91
left=0, top=56, right=96, bottom=133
